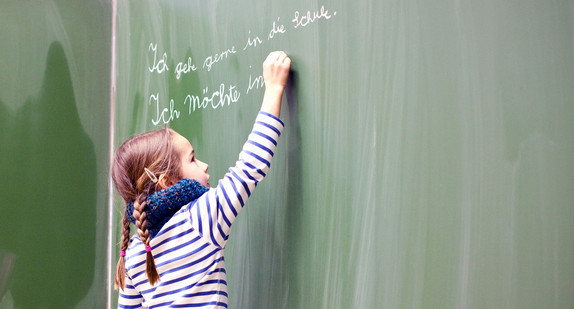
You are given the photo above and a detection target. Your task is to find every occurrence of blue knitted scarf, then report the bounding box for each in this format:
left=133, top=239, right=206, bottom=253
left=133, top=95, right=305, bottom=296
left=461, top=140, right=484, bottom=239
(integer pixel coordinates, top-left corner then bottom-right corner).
left=126, top=178, right=209, bottom=238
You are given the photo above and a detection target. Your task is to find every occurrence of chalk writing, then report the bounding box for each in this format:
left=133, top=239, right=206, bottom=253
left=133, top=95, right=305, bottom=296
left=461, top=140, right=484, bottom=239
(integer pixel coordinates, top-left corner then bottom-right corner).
left=268, top=17, right=286, bottom=40
left=183, top=83, right=241, bottom=113
left=247, top=70, right=265, bottom=94
left=143, top=4, right=339, bottom=125
left=203, top=47, right=237, bottom=71
left=292, top=5, right=335, bottom=28
left=148, top=43, right=169, bottom=74
left=149, top=93, right=180, bottom=125
left=175, top=57, right=197, bottom=79
left=243, top=31, right=263, bottom=50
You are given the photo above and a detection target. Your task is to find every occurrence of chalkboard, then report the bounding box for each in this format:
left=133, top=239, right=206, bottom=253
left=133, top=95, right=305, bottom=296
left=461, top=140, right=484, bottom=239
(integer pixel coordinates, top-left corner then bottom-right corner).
left=112, top=0, right=574, bottom=308
left=0, top=1, right=111, bottom=308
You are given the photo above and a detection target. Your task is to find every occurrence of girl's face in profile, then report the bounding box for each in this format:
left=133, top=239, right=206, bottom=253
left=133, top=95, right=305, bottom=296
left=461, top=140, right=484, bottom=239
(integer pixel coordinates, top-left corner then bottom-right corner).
left=173, top=132, right=210, bottom=188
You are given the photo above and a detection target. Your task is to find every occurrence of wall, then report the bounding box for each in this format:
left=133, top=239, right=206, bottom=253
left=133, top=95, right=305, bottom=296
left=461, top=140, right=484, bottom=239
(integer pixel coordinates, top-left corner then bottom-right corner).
left=0, top=0, right=112, bottom=307
left=112, top=0, right=574, bottom=308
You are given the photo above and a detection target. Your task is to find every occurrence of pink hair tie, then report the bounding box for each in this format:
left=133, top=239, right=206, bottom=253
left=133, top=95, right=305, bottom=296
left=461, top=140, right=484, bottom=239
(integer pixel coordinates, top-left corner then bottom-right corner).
left=145, top=246, right=152, bottom=252
left=120, top=251, right=126, bottom=257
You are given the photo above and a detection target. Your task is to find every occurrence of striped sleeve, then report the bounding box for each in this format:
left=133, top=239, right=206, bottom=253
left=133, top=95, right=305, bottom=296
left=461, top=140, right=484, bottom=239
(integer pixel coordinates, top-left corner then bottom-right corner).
left=118, top=273, right=144, bottom=308
left=190, top=111, right=284, bottom=248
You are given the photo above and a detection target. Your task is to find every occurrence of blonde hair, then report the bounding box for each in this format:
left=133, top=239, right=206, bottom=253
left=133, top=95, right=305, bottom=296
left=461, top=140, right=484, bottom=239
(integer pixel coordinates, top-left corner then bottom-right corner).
left=111, top=127, right=183, bottom=290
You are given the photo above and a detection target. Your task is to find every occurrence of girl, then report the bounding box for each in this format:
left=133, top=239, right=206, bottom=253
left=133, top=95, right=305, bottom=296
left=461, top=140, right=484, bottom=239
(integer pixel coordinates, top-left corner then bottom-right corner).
left=112, top=51, right=291, bottom=308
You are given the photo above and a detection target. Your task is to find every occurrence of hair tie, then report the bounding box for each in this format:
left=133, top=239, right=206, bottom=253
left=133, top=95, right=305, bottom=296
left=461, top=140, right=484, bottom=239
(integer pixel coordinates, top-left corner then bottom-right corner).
left=145, top=246, right=152, bottom=252
left=120, top=251, right=126, bottom=257
left=144, top=168, right=158, bottom=183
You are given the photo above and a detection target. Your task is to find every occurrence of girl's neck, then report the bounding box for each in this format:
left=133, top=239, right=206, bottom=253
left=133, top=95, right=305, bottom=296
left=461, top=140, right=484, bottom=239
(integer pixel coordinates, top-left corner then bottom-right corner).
left=126, top=178, right=209, bottom=238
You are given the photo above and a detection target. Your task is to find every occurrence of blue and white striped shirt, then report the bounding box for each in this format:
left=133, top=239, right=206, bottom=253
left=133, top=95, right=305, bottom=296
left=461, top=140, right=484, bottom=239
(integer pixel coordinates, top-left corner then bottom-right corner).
left=119, top=112, right=284, bottom=308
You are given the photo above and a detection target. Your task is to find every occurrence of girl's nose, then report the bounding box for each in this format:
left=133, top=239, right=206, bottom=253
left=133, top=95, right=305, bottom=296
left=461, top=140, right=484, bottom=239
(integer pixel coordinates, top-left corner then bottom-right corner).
left=201, top=160, right=209, bottom=172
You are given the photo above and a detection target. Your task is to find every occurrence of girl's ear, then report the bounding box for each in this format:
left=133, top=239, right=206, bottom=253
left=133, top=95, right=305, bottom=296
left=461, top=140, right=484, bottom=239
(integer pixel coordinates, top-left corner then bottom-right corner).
left=157, top=174, right=170, bottom=189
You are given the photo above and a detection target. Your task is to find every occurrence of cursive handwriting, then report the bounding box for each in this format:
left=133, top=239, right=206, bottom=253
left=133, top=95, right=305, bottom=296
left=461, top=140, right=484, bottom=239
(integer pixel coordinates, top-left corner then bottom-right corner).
left=246, top=71, right=264, bottom=94
left=149, top=93, right=180, bottom=125
left=183, top=83, right=241, bottom=113
left=243, top=31, right=263, bottom=50
left=148, top=43, right=169, bottom=74
left=203, top=47, right=237, bottom=71
left=268, top=17, right=286, bottom=40
left=292, top=5, right=335, bottom=28
left=175, top=57, right=197, bottom=79
left=143, top=5, right=339, bottom=125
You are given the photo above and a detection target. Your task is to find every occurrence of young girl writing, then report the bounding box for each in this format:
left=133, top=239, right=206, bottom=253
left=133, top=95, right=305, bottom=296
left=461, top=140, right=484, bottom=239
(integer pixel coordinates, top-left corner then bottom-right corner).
left=112, top=51, right=291, bottom=308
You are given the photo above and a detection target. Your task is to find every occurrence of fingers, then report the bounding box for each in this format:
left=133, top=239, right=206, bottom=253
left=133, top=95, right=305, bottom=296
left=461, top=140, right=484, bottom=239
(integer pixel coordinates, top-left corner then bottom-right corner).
left=264, top=51, right=291, bottom=73
left=265, top=51, right=291, bottom=66
left=263, top=51, right=291, bottom=89
left=274, top=51, right=289, bottom=63
left=278, top=52, right=291, bottom=67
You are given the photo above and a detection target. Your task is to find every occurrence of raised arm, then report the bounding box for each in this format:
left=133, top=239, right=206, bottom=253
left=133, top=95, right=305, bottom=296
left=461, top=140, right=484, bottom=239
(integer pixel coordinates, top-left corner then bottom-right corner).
left=260, top=51, right=291, bottom=118
left=189, top=52, right=291, bottom=248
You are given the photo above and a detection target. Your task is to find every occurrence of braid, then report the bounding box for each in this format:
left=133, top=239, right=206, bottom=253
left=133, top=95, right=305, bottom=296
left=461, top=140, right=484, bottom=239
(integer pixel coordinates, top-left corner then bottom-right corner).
left=112, top=127, right=179, bottom=289
left=133, top=198, right=160, bottom=285
left=114, top=211, right=131, bottom=290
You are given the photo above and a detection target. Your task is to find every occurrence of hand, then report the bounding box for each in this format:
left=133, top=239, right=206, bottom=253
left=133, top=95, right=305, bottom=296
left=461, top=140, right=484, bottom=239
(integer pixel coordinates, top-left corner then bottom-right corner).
left=260, top=51, right=291, bottom=118
left=263, top=51, right=291, bottom=92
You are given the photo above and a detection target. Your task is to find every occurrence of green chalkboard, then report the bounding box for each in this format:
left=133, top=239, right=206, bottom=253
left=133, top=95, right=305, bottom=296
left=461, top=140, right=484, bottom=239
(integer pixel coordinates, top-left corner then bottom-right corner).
left=112, top=0, right=574, bottom=308
left=0, top=1, right=111, bottom=308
